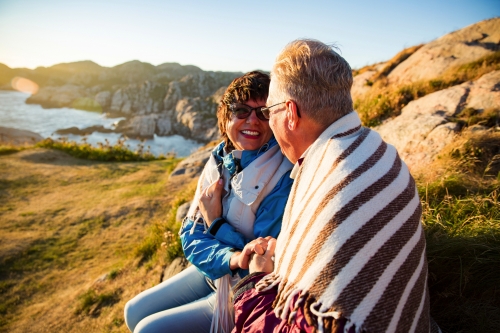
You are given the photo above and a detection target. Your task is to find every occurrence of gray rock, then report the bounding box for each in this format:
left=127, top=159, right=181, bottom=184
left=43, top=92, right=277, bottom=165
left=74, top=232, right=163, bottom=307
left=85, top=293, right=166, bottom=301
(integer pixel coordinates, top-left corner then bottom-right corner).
left=465, top=70, right=500, bottom=111
left=374, top=83, right=470, bottom=169
left=130, top=115, right=157, bottom=137
left=374, top=69, right=500, bottom=170
left=162, top=257, right=191, bottom=282
left=388, top=18, right=500, bottom=85
left=156, top=114, right=173, bottom=136
left=0, top=126, right=43, bottom=145
left=170, top=145, right=212, bottom=180
left=176, top=201, right=192, bottom=222
left=94, top=91, right=111, bottom=109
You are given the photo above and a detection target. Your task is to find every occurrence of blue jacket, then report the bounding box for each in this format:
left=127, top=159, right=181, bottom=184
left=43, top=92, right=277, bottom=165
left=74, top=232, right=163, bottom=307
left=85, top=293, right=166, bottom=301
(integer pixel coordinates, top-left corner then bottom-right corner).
left=180, top=139, right=293, bottom=280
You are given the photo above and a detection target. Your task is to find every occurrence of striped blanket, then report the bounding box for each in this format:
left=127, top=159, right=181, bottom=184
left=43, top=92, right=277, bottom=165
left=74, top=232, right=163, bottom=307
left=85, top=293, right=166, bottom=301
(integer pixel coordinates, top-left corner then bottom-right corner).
left=256, top=112, right=434, bottom=333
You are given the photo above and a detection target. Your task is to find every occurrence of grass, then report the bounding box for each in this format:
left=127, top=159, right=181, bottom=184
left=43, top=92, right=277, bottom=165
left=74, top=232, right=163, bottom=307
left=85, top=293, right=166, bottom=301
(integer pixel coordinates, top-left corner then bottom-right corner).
left=416, top=131, right=500, bottom=333
left=75, top=289, right=122, bottom=316
left=35, top=137, right=178, bottom=162
left=355, top=51, right=500, bottom=127
left=134, top=182, right=196, bottom=267
left=0, top=145, right=186, bottom=332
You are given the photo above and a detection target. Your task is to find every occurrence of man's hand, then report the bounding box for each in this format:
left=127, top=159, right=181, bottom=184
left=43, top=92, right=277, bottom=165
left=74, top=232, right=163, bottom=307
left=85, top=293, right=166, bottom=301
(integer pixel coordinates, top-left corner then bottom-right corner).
left=249, top=238, right=276, bottom=274
left=199, top=178, right=224, bottom=226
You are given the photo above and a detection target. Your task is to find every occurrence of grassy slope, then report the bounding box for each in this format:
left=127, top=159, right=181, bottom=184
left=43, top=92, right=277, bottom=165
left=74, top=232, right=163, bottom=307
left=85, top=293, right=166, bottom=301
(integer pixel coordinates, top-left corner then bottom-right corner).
left=415, top=130, right=500, bottom=332
left=0, top=148, right=195, bottom=333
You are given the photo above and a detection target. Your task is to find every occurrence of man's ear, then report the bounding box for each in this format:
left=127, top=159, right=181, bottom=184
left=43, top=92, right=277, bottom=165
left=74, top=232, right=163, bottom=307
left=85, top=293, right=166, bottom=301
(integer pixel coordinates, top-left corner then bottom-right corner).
left=285, top=100, right=299, bottom=130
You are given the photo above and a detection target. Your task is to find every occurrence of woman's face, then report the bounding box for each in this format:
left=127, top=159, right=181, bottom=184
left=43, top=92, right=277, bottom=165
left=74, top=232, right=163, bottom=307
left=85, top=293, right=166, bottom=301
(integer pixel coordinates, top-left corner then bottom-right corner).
left=226, top=98, right=273, bottom=151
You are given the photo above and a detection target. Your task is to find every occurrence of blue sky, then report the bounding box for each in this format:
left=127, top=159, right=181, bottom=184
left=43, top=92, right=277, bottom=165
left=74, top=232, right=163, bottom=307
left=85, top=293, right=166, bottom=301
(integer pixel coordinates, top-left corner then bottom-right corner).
left=0, top=0, right=498, bottom=72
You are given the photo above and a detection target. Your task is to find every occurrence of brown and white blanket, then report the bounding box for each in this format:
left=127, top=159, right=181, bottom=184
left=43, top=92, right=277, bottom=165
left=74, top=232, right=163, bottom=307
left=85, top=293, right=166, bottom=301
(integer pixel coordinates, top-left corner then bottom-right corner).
left=256, top=112, right=434, bottom=333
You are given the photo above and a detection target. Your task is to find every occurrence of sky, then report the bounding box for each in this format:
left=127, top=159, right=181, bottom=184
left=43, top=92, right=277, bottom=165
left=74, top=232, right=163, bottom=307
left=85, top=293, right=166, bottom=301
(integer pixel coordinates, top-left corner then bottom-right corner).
left=0, top=0, right=499, bottom=72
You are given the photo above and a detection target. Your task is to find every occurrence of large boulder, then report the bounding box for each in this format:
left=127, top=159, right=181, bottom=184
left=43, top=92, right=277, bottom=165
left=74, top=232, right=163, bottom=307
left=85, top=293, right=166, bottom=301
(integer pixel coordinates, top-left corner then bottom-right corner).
left=94, top=91, right=111, bottom=110
left=170, top=145, right=213, bottom=179
left=387, top=18, right=500, bottom=85
left=117, top=114, right=158, bottom=138
left=374, top=70, right=500, bottom=170
left=109, top=81, right=166, bottom=115
left=465, top=70, right=500, bottom=111
left=0, top=126, right=43, bottom=145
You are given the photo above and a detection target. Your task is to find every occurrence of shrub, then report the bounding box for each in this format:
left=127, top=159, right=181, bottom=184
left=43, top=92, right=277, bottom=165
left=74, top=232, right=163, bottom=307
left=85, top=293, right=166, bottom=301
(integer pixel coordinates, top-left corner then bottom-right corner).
left=36, top=137, right=175, bottom=162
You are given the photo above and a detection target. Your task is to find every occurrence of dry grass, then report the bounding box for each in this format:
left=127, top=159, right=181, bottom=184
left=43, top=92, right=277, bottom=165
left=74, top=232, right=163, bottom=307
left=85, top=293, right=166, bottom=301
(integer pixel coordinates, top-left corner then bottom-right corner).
left=0, top=147, right=192, bottom=332
left=355, top=51, right=500, bottom=127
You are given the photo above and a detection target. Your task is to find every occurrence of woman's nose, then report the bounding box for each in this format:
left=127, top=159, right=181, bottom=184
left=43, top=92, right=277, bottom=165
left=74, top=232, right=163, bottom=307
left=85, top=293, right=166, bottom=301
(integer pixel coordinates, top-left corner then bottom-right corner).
left=246, top=110, right=260, bottom=124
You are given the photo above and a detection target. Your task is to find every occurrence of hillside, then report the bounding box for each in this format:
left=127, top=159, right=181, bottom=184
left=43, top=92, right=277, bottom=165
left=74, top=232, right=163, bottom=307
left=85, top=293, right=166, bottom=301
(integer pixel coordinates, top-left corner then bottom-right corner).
left=0, top=146, right=200, bottom=332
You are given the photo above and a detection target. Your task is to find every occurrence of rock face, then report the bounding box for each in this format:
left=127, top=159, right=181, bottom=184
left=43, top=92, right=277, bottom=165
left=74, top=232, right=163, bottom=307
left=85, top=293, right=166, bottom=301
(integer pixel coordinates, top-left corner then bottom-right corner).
left=387, top=18, right=500, bottom=85
left=375, top=70, right=500, bottom=170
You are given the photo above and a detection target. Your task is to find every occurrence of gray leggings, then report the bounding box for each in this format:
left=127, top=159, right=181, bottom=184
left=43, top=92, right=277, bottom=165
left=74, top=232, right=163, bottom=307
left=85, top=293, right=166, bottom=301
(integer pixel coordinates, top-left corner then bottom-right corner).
left=124, top=265, right=215, bottom=333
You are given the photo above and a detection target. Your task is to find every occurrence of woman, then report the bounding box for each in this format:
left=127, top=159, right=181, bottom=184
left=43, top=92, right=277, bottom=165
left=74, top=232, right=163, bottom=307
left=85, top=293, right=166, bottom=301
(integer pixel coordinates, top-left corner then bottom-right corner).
left=124, top=71, right=293, bottom=333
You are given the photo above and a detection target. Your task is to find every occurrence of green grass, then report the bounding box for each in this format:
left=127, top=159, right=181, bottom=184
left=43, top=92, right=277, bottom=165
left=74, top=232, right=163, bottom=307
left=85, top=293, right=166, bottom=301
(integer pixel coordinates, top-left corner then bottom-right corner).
left=134, top=184, right=195, bottom=266
left=75, top=288, right=122, bottom=316
left=421, top=184, right=500, bottom=333
left=0, top=145, right=23, bottom=155
left=36, top=137, right=174, bottom=162
left=417, top=131, right=500, bottom=332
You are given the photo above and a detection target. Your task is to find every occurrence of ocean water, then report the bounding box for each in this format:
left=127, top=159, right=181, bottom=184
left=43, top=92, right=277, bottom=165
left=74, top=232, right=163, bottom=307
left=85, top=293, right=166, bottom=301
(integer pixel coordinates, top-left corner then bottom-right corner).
left=0, top=90, right=202, bottom=157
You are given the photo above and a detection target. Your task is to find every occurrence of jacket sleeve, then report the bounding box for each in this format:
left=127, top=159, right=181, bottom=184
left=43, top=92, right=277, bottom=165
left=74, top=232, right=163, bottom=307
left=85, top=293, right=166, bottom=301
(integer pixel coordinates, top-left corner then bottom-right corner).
left=180, top=217, right=235, bottom=280
left=207, top=170, right=294, bottom=249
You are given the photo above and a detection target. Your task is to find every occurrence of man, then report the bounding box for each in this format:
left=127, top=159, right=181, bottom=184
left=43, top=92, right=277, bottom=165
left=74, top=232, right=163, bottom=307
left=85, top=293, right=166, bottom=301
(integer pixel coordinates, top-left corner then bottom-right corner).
left=206, top=39, right=438, bottom=333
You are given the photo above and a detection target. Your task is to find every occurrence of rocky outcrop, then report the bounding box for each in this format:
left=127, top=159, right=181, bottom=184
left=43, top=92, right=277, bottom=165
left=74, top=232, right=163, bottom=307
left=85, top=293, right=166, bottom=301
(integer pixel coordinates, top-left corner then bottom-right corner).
left=2, top=59, right=240, bottom=142
left=170, top=144, right=213, bottom=179
left=0, top=126, right=43, bottom=145
left=374, top=70, right=500, bottom=170
left=387, top=18, right=500, bottom=85
left=108, top=72, right=234, bottom=140
left=109, top=81, right=166, bottom=115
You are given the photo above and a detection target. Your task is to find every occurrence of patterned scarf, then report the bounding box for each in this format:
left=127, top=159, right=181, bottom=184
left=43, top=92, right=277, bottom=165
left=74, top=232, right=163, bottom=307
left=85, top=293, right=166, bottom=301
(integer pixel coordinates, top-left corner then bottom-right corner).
left=256, top=112, right=436, bottom=333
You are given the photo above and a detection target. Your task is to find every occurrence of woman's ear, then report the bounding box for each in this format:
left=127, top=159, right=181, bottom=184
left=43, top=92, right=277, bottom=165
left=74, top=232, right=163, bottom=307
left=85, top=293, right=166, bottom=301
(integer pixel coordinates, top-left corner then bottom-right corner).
left=285, top=100, right=299, bottom=130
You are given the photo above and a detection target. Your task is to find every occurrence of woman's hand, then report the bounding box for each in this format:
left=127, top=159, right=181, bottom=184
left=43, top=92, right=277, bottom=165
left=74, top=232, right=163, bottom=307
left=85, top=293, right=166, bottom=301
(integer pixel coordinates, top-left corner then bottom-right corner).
left=199, top=178, right=225, bottom=226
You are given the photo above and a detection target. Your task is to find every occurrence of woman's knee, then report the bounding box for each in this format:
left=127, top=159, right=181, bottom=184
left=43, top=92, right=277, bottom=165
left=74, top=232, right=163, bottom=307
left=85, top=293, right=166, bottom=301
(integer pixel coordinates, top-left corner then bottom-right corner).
left=124, top=295, right=141, bottom=332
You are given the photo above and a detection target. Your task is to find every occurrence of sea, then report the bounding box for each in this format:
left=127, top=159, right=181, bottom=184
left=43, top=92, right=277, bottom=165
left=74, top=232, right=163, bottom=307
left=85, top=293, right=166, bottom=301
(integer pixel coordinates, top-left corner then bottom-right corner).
left=0, top=90, right=202, bottom=157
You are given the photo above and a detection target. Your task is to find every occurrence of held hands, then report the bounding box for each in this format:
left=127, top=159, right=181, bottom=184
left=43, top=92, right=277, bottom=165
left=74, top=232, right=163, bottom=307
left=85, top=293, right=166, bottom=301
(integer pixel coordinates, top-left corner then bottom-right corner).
left=237, top=237, right=276, bottom=274
left=198, top=178, right=225, bottom=226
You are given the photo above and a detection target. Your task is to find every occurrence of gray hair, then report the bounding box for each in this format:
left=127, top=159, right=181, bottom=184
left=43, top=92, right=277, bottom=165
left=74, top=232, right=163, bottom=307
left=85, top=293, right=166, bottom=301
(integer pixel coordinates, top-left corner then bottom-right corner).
left=271, top=39, right=353, bottom=124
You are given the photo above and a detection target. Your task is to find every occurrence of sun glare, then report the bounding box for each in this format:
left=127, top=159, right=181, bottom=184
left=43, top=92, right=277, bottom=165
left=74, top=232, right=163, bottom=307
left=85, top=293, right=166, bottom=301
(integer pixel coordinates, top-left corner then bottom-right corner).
left=11, top=76, right=39, bottom=95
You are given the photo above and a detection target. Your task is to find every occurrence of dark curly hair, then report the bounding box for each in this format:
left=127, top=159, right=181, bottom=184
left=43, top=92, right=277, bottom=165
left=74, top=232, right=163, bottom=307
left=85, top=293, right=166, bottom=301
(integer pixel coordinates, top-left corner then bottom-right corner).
left=217, top=71, right=270, bottom=151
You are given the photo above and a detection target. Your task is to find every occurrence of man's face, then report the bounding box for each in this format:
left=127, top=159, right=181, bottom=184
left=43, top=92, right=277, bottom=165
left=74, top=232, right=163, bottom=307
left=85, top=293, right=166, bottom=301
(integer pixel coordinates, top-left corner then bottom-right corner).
left=267, top=77, right=294, bottom=161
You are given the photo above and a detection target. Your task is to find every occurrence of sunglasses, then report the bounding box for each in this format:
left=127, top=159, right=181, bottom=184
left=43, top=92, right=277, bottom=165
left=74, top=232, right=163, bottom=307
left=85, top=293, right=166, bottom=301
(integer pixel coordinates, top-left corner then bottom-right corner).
left=229, top=103, right=269, bottom=121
